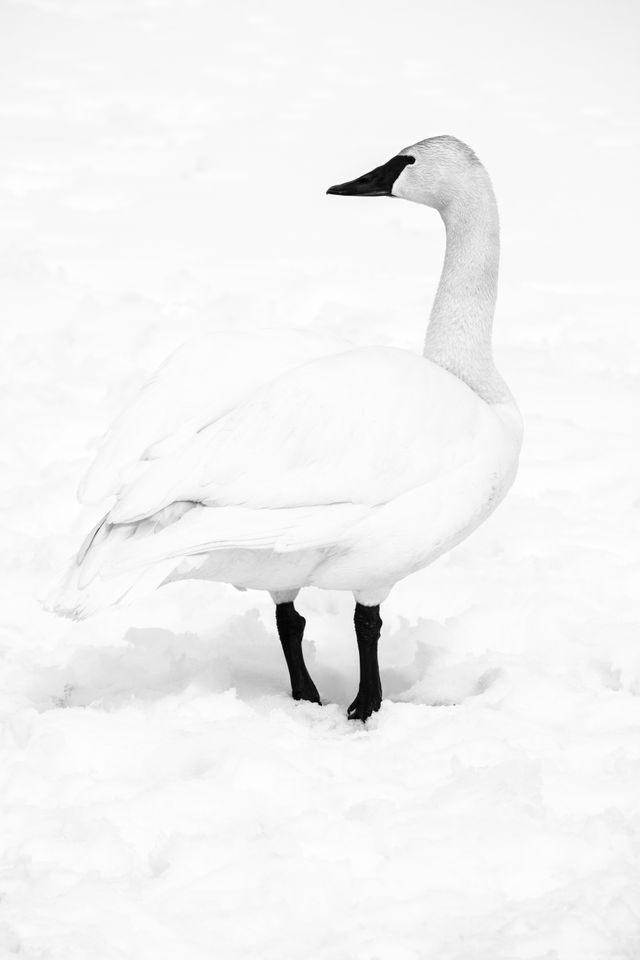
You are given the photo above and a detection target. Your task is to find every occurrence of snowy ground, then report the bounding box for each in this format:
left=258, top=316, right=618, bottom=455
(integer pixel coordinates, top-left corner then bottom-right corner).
left=2, top=1, right=640, bottom=957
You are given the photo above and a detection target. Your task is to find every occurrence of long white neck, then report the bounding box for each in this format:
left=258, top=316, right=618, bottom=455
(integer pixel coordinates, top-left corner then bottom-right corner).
left=423, top=170, right=508, bottom=403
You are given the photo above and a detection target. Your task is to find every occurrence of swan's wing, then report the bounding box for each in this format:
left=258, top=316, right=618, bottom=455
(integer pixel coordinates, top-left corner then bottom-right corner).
left=53, top=347, right=512, bottom=617
left=51, top=498, right=372, bottom=619
left=79, top=328, right=351, bottom=504
left=108, top=346, right=506, bottom=526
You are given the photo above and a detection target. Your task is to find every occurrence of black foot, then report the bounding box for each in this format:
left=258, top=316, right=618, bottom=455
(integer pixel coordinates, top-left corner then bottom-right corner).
left=292, top=676, right=321, bottom=705
left=348, top=602, right=383, bottom=722
left=347, top=690, right=382, bottom=722
left=275, top=601, right=321, bottom=706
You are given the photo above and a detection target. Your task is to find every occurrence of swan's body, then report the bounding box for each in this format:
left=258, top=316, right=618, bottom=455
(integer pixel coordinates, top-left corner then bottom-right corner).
left=52, top=135, right=522, bottom=720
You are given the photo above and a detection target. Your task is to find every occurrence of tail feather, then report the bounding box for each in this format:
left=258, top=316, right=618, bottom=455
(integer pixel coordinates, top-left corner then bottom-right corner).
left=47, top=497, right=366, bottom=620
left=49, top=554, right=180, bottom=620
left=48, top=500, right=197, bottom=620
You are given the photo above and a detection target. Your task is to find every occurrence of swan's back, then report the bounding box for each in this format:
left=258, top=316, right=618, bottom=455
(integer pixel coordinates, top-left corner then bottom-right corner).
left=105, top=346, right=510, bottom=525
left=80, top=328, right=351, bottom=505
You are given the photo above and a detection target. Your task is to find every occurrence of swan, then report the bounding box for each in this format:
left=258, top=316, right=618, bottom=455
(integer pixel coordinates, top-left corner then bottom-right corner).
left=52, top=135, right=522, bottom=721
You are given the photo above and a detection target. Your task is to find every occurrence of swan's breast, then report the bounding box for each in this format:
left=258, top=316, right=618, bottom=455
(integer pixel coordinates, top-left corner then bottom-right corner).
left=312, top=394, right=522, bottom=591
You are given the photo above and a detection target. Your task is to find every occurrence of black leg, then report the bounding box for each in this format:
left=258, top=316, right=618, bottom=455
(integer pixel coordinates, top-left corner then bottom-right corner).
left=275, top=602, right=321, bottom=704
left=348, top=603, right=383, bottom=721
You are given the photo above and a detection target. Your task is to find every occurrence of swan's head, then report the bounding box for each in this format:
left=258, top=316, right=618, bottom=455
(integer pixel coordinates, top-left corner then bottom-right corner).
left=327, top=135, right=483, bottom=210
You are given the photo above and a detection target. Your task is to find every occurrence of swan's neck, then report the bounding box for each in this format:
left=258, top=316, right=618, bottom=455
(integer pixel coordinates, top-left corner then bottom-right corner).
left=424, top=173, right=508, bottom=403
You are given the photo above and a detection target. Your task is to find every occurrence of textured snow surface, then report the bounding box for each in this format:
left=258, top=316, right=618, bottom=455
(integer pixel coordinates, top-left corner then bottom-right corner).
left=2, top=1, right=640, bottom=957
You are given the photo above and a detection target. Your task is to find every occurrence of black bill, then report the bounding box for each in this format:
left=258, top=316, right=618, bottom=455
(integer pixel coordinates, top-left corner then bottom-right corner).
left=327, top=154, right=415, bottom=197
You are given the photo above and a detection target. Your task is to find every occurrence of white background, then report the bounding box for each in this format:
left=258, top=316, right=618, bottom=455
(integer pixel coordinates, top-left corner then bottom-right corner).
left=1, top=1, right=640, bottom=957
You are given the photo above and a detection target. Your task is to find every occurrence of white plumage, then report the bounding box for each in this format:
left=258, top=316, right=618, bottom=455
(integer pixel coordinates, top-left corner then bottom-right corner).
left=51, top=134, right=522, bottom=719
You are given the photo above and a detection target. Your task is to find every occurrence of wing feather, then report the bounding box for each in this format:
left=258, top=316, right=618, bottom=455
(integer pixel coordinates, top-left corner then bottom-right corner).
left=79, top=329, right=350, bottom=504
left=107, top=347, right=495, bottom=525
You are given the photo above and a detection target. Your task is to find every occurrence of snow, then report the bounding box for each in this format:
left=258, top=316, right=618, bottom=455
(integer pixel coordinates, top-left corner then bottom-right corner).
left=2, top=0, right=640, bottom=957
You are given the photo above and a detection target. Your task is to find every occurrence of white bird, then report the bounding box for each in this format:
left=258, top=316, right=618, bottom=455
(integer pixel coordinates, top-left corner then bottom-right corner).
left=52, top=135, right=523, bottom=721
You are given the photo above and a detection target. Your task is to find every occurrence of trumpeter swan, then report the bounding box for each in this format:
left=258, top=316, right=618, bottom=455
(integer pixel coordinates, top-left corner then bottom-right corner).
left=52, top=135, right=522, bottom=721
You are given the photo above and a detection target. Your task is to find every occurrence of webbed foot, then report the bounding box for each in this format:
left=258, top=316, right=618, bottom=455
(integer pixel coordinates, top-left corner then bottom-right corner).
left=347, top=689, right=381, bottom=722
left=292, top=675, right=321, bottom=705
left=275, top=601, right=321, bottom=706
left=348, top=602, right=384, bottom=721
